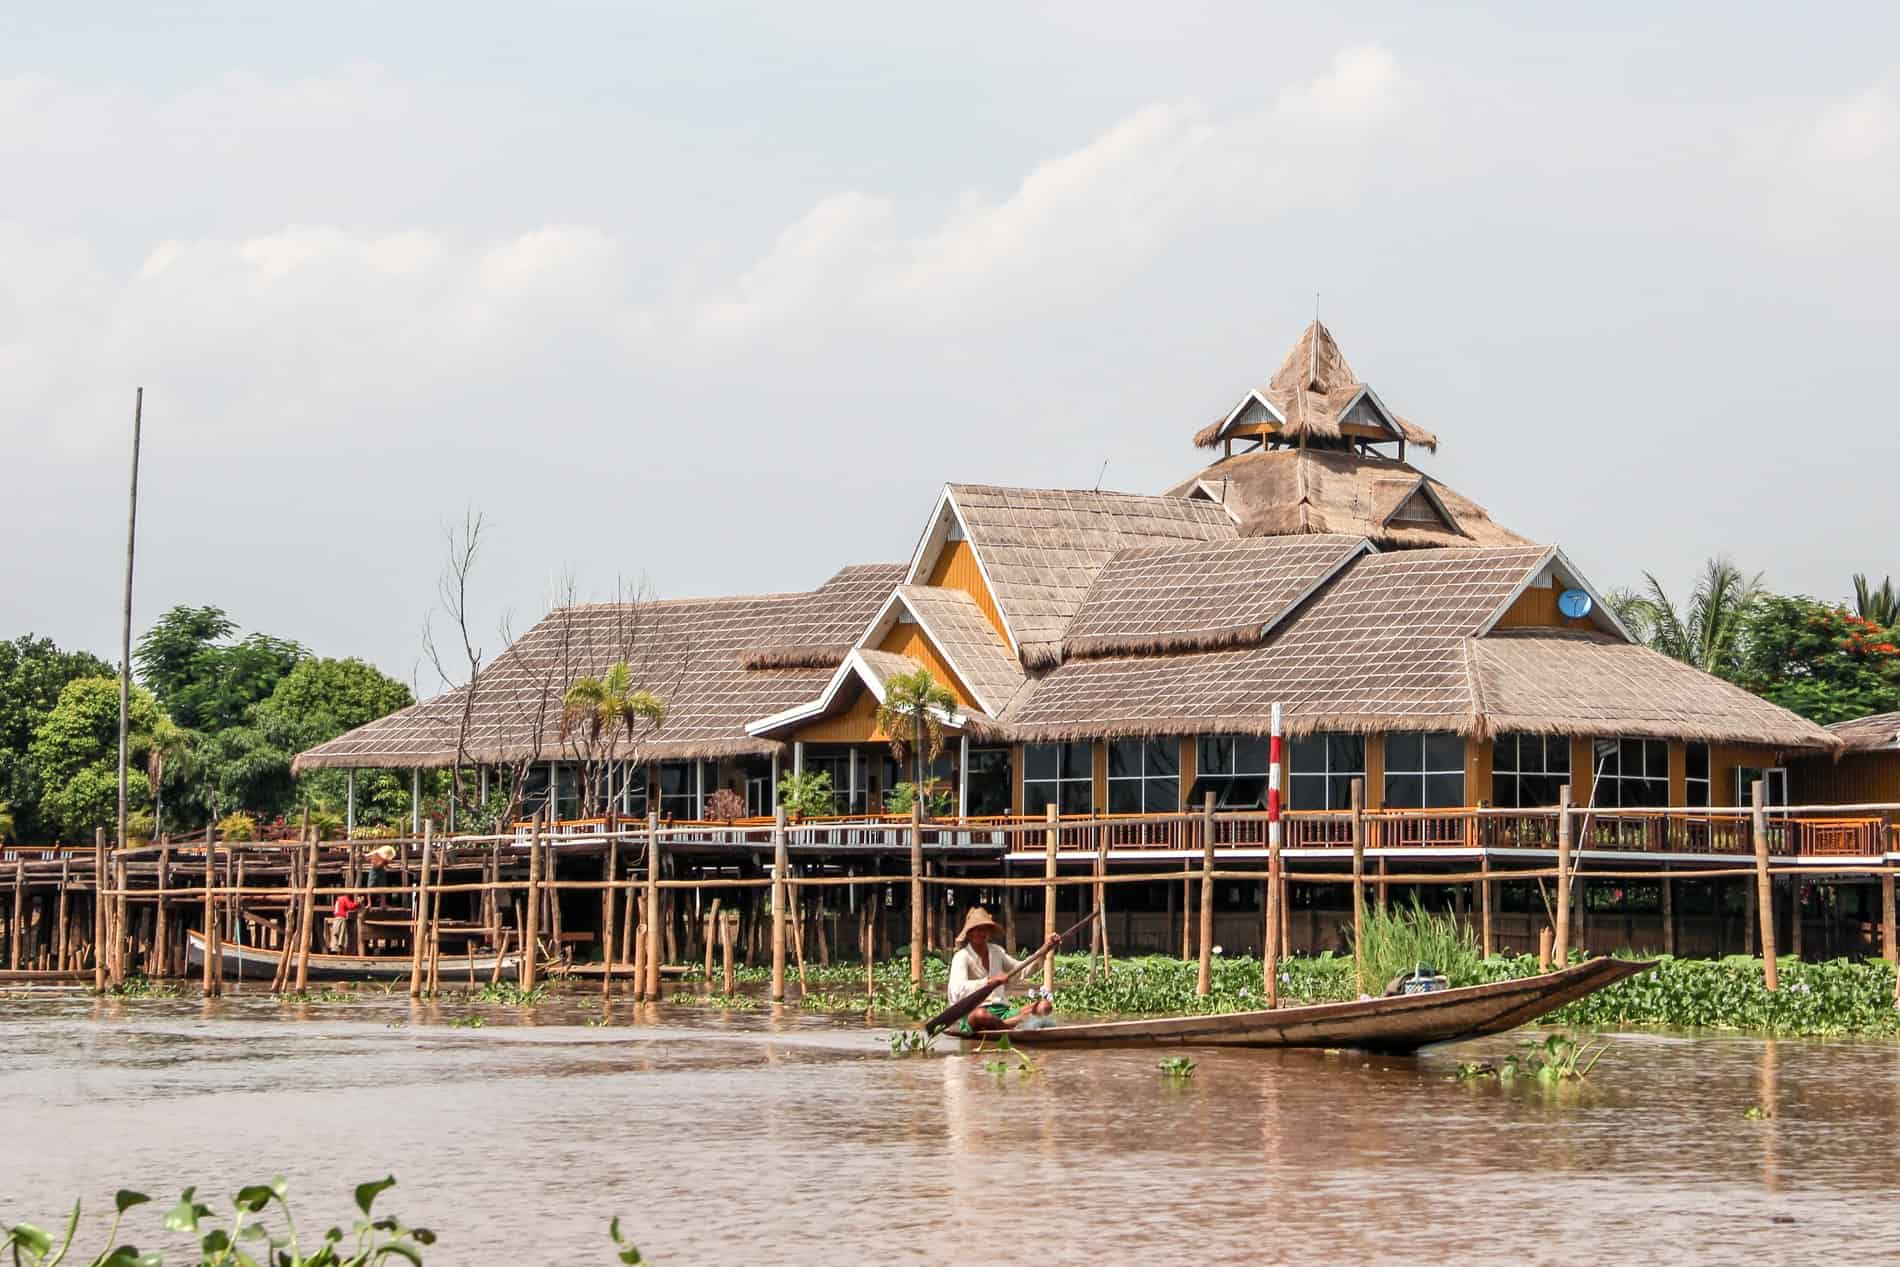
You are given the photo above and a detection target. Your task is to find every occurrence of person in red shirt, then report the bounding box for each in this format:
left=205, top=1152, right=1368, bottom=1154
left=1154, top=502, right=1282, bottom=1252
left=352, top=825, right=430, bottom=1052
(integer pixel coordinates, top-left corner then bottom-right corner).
left=328, top=893, right=363, bottom=952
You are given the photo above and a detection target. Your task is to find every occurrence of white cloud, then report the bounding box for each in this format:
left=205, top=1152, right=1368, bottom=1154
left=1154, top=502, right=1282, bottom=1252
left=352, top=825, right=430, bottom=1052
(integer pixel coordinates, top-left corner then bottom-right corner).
left=1809, top=82, right=1898, bottom=164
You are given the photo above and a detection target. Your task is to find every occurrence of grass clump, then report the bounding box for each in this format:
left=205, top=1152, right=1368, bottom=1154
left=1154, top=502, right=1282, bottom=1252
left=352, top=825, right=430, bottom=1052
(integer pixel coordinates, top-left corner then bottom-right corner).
left=1352, top=896, right=1484, bottom=992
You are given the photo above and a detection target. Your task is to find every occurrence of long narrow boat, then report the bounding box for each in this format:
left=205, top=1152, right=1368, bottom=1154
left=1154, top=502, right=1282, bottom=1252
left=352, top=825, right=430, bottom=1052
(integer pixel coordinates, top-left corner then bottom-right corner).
left=954, top=957, right=1648, bottom=1054
left=186, top=929, right=521, bottom=983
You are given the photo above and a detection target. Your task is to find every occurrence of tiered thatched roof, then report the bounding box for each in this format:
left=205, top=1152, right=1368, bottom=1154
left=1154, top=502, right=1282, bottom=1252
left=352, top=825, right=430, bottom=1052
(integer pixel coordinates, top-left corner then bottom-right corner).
left=1168, top=448, right=1529, bottom=549
left=1193, top=320, right=1438, bottom=452
left=293, top=563, right=901, bottom=771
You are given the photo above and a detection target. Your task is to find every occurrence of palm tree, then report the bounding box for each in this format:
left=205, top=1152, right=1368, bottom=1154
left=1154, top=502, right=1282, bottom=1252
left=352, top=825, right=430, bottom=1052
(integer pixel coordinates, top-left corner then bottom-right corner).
left=561, top=661, right=666, bottom=815
left=1853, top=574, right=1900, bottom=628
left=145, top=716, right=197, bottom=840
left=1615, top=557, right=1761, bottom=677
left=874, top=667, right=959, bottom=818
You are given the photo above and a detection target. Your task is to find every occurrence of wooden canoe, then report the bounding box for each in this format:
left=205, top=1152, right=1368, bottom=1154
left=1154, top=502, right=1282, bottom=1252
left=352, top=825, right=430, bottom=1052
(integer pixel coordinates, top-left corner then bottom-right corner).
left=186, top=929, right=521, bottom=983
left=952, top=957, right=1649, bottom=1053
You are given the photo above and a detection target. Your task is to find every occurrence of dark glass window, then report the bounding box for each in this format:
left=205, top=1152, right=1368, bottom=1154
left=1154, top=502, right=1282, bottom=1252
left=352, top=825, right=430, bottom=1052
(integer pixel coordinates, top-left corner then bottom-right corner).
left=1384, top=733, right=1466, bottom=809
left=1190, top=735, right=1272, bottom=809
left=659, top=761, right=712, bottom=820
left=1491, top=734, right=1571, bottom=809
left=1685, top=743, right=1710, bottom=809
left=1288, top=734, right=1366, bottom=811
left=1023, top=742, right=1093, bottom=816
left=1590, top=738, right=1669, bottom=808
left=1107, top=739, right=1180, bottom=814
left=964, top=747, right=1013, bottom=817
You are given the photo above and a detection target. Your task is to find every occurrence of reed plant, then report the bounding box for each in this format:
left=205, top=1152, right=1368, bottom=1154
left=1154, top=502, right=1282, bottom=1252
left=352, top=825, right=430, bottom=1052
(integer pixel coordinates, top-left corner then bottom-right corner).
left=1351, top=896, right=1485, bottom=992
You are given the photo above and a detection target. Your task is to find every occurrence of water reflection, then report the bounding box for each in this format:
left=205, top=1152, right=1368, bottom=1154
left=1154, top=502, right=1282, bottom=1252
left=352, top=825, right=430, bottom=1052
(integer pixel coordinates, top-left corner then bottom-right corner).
left=0, top=990, right=1893, bottom=1264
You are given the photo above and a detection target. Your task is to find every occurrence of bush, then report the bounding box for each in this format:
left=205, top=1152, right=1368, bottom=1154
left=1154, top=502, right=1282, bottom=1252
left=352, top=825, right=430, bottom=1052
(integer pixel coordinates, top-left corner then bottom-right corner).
left=1353, top=895, right=1485, bottom=991
left=884, top=781, right=952, bottom=816
left=776, top=770, right=835, bottom=817
left=351, top=823, right=399, bottom=841
left=307, top=808, right=345, bottom=839
left=214, top=812, right=257, bottom=842
left=125, top=811, right=157, bottom=843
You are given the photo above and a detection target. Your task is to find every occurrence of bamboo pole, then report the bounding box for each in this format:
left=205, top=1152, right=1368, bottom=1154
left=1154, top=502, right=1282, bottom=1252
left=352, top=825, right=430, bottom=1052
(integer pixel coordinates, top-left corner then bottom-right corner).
left=1661, top=867, right=1675, bottom=957
left=1094, top=821, right=1111, bottom=977
left=409, top=822, right=434, bottom=997
left=9, top=859, right=23, bottom=970
left=153, top=845, right=170, bottom=977
left=1479, top=851, right=1493, bottom=959
left=1180, top=857, right=1191, bottom=960
left=1043, top=804, right=1058, bottom=994
left=1553, top=786, right=1572, bottom=969
left=521, top=816, right=542, bottom=990
left=702, top=898, right=721, bottom=985
left=771, top=808, right=788, bottom=1003
left=789, top=866, right=809, bottom=997
left=1882, top=870, right=1896, bottom=965
left=1265, top=798, right=1282, bottom=1009
left=644, top=813, right=662, bottom=1002
left=1350, top=778, right=1366, bottom=996
left=909, top=804, right=925, bottom=989
left=202, top=840, right=220, bottom=997
left=113, top=851, right=130, bottom=982
left=55, top=858, right=69, bottom=972
left=293, top=837, right=318, bottom=992
left=1752, top=781, right=1778, bottom=992
left=720, top=909, right=735, bottom=995
left=114, top=388, right=141, bottom=937
left=1196, top=792, right=1215, bottom=997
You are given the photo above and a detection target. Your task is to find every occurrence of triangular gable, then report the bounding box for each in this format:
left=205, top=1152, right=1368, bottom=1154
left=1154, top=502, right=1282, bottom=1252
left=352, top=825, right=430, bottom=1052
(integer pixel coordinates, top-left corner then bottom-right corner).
left=1477, top=546, right=1632, bottom=642
left=1335, top=385, right=1406, bottom=444
left=1375, top=475, right=1460, bottom=534
left=902, top=486, right=1019, bottom=655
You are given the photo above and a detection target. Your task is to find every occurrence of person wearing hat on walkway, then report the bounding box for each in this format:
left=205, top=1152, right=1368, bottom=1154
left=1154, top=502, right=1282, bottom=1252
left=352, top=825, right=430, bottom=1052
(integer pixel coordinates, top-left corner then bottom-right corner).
left=948, top=906, right=1059, bottom=1035
left=362, top=844, right=398, bottom=907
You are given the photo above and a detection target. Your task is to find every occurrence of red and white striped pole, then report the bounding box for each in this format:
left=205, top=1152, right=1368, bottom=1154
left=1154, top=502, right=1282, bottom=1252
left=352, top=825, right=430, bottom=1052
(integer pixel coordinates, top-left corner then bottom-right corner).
left=1265, top=703, right=1283, bottom=1006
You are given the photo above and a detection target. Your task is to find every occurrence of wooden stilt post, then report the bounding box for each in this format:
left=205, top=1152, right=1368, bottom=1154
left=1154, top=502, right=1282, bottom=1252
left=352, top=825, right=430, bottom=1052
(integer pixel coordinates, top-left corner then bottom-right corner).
left=645, top=813, right=662, bottom=1002
left=1661, top=868, right=1675, bottom=957
left=1789, top=874, right=1804, bottom=962
left=153, top=845, right=170, bottom=977
left=93, top=827, right=108, bottom=991
left=1180, top=857, right=1192, bottom=961
left=202, top=839, right=220, bottom=997
left=1377, top=856, right=1389, bottom=914
left=601, top=836, right=618, bottom=999
left=1094, top=822, right=1111, bottom=977
left=1751, top=781, right=1777, bottom=991
left=9, top=859, right=23, bottom=970
left=1351, top=778, right=1367, bottom=995
left=409, top=821, right=434, bottom=997
left=56, top=858, right=70, bottom=972
left=1553, top=785, right=1572, bottom=970
left=294, top=836, right=318, bottom=992
left=1744, top=877, right=1757, bottom=956
left=1197, top=791, right=1216, bottom=996
left=771, top=807, right=788, bottom=1003
left=1265, top=703, right=1284, bottom=1003
left=521, top=816, right=542, bottom=990
left=703, top=898, right=721, bottom=986
left=1881, top=870, right=1896, bottom=965
left=720, top=908, right=735, bottom=995
left=1043, top=804, right=1058, bottom=994
left=1479, top=851, right=1494, bottom=960
left=905, top=803, right=926, bottom=990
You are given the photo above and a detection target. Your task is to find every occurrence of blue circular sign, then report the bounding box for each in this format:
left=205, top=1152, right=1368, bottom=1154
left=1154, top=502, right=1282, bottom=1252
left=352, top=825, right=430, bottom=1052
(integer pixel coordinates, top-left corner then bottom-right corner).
left=1558, top=588, right=1593, bottom=619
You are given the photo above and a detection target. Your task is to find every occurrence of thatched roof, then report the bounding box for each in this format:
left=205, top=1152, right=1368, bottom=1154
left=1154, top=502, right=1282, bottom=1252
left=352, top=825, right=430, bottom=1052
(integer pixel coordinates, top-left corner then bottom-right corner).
left=293, top=563, right=901, bottom=771
left=895, top=585, right=1026, bottom=716
left=993, top=543, right=1835, bottom=749
left=1168, top=448, right=1530, bottom=549
left=1061, top=535, right=1368, bottom=660
left=1470, top=631, right=1838, bottom=749
left=948, top=484, right=1237, bottom=668
left=736, top=563, right=906, bottom=668
left=1826, top=711, right=1900, bottom=752
left=1193, top=320, right=1439, bottom=453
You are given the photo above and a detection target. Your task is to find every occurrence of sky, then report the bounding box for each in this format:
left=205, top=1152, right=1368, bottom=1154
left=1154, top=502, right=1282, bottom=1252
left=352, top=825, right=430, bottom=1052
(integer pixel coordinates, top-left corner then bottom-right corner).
left=4, top=2, right=1897, bottom=690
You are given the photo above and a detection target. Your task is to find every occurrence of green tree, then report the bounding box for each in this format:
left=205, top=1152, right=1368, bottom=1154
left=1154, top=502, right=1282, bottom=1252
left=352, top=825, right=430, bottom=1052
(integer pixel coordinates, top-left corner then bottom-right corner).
left=1852, top=574, right=1900, bottom=628
left=0, top=635, right=114, bottom=842
left=27, top=676, right=159, bottom=842
left=1735, top=596, right=1900, bottom=724
left=0, top=800, right=14, bottom=844
left=135, top=604, right=307, bottom=731
left=1614, top=557, right=1761, bottom=678
left=873, top=667, right=959, bottom=819
left=144, top=714, right=198, bottom=839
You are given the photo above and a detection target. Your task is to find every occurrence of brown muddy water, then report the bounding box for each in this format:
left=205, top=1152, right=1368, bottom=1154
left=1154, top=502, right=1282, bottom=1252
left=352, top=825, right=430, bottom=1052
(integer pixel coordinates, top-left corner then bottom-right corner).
left=2, top=988, right=1897, bottom=1266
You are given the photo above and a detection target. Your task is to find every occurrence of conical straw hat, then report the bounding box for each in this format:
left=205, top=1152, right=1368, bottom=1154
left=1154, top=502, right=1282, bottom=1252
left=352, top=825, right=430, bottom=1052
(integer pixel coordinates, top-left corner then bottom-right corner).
left=954, top=905, right=1003, bottom=947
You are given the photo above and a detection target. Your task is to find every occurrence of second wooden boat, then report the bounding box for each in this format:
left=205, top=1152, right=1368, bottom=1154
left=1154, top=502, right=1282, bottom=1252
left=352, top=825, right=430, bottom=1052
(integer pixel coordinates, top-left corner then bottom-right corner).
left=952, top=957, right=1647, bottom=1053
left=186, top=929, right=521, bottom=983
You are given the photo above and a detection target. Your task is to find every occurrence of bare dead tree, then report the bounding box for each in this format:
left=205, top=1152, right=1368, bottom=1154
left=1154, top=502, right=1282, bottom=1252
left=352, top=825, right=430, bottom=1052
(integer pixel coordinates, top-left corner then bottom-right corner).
left=423, top=508, right=489, bottom=827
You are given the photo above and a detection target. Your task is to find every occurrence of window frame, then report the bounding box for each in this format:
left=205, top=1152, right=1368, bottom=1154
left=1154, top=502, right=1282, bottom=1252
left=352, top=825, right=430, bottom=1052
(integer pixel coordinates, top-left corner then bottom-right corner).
left=1287, top=733, right=1366, bottom=811
left=1590, top=738, right=1670, bottom=809
left=1490, top=734, right=1571, bottom=809
left=1383, top=732, right=1466, bottom=809
left=1107, top=738, right=1181, bottom=814
left=1022, top=741, right=1094, bottom=816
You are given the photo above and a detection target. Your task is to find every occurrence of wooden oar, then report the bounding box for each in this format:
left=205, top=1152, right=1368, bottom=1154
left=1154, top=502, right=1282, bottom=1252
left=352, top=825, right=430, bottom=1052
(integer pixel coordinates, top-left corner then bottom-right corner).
left=921, top=910, right=1101, bottom=1038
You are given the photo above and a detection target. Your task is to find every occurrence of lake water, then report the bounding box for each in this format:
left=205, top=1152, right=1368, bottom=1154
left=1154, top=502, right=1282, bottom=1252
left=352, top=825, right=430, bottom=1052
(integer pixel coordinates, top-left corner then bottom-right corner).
left=2, top=987, right=1895, bottom=1265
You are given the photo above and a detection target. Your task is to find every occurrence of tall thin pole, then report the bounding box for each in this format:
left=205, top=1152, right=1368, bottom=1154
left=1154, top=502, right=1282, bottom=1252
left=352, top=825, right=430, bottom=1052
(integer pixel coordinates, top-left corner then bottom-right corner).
left=1554, top=785, right=1572, bottom=968
left=771, top=806, right=788, bottom=1003
left=1265, top=703, right=1283, bottom=1006
left=1752, top=780, right=1778, bottom=992
left=118, top=388, right=143, bottom=861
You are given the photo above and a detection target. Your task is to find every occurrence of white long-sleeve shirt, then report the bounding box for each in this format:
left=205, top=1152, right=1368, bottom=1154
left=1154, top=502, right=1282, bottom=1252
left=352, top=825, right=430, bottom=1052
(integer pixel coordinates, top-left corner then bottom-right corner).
left=948, top=942, right=1022, bottom=1004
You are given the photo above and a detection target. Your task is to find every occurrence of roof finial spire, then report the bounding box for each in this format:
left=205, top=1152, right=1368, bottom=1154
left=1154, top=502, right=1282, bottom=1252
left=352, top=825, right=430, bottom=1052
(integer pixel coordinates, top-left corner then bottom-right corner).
left=1309, top=292, right=1321, bottom=387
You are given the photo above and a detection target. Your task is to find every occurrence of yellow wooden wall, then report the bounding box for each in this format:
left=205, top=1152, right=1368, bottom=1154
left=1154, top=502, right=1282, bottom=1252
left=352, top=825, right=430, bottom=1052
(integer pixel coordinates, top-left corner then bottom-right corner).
left=1495, top=582, right=1597, bottom=631
left=1793, top=752, right=1900, bottom=821
left=877, top=622, right=978, bottom=710
left=794, top=690, right=887, bottom=744
left=925, top=539, right=1011, bottom=648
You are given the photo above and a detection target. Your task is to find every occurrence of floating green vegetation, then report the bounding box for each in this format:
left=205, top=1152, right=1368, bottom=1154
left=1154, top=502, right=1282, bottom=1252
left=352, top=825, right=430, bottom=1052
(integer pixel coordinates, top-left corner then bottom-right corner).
left=2, top=1176, right=650, bottom=1266
left=276, top=987, right=352, bottom=1004
left=473, top=981, right=546, bottom=1006
left=887, top=1029, right=933, bottom=1058
left=1744, top=1105, right=1774, bottom=1120
left=977, top=1034, right=1038, bottom=1079
left=584, top=1016, right=612, bottom=1028
left=104, top=975, right=182, bottom=999
left=1458, top=1033, right=1607, bottom=1084
left=1157, top=1056, right=1197, bottom=1080
left=447, top=1015, right=485, bottom=1030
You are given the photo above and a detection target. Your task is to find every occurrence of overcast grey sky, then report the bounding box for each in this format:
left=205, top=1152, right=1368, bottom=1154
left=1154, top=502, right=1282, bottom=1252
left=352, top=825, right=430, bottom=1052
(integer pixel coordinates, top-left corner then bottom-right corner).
left=4, top=2, right=1896, bottom=686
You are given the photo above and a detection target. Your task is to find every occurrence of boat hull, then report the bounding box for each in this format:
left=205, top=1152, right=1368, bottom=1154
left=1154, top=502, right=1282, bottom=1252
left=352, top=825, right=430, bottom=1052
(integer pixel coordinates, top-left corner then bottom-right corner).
left=185, top=929, right=521, bottom=983
left=953, top=957, right=1648, bottom=1053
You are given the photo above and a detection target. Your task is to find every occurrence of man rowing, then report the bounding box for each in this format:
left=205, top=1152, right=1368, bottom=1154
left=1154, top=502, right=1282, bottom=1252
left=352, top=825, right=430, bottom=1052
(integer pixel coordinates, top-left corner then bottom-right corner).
left=947, top=906, right=1060, bottom=1035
